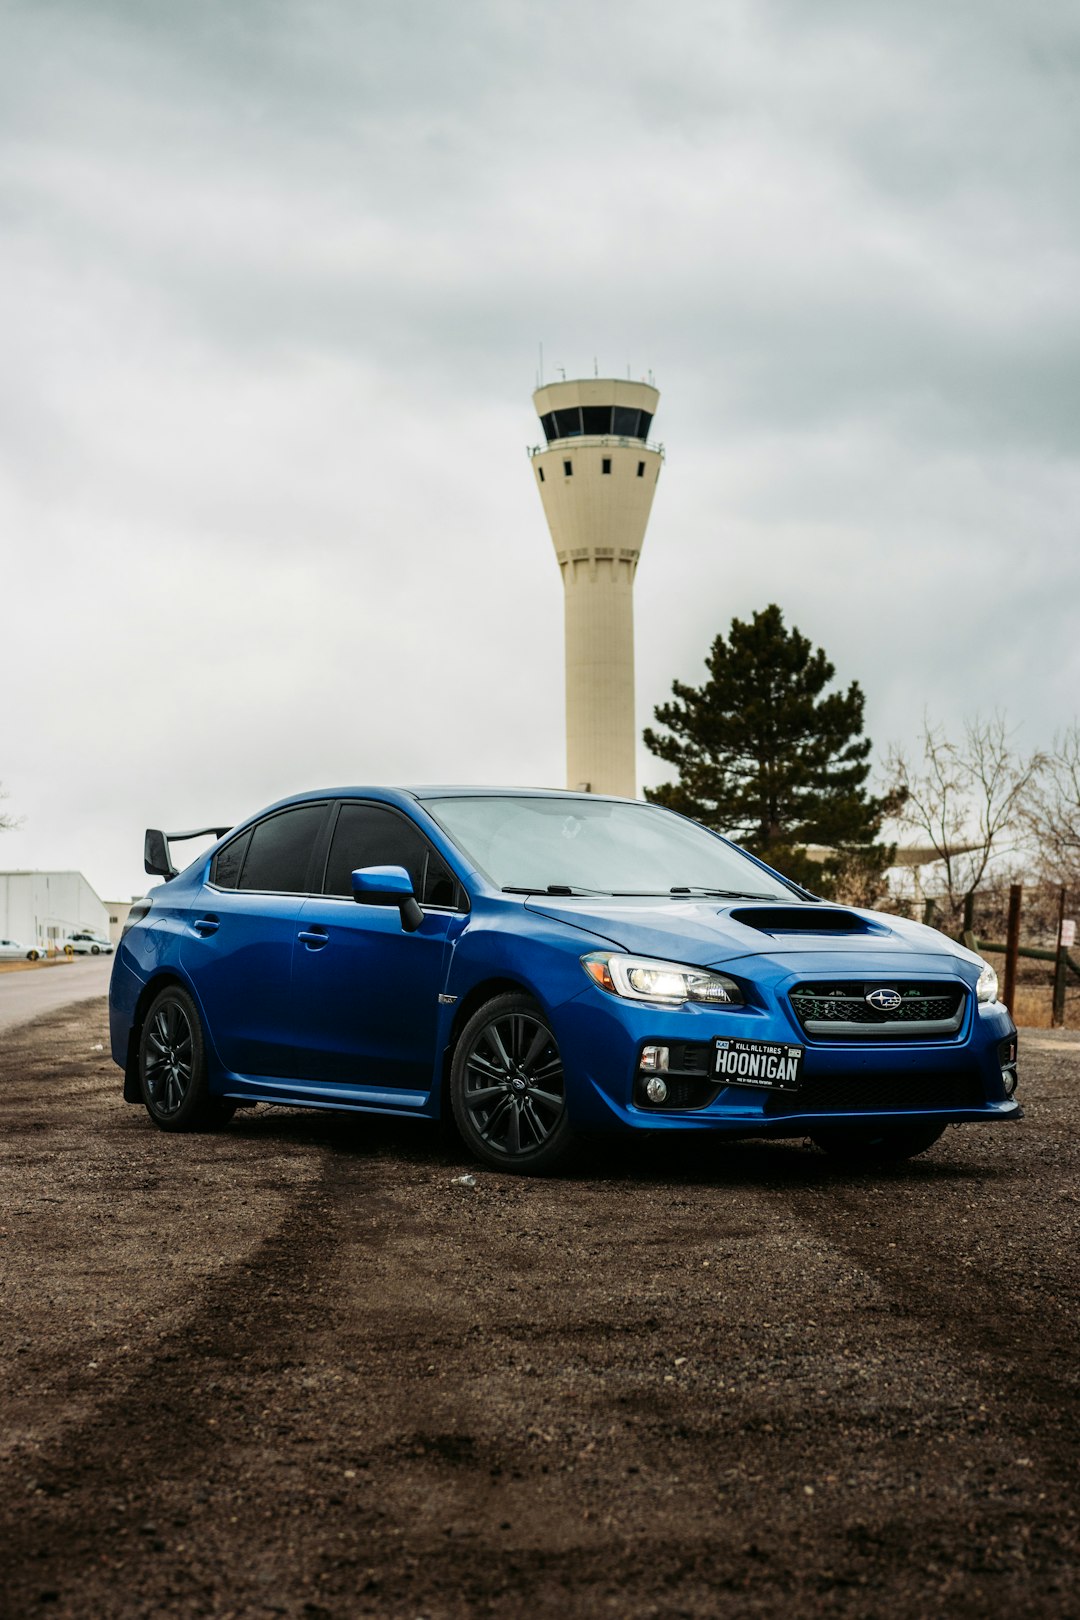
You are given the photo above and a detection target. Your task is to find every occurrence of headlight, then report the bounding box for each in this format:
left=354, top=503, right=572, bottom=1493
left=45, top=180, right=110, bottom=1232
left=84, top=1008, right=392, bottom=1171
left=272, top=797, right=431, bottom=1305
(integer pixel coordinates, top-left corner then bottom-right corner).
left=582, top=951, right=743, bottom=1007
left=976, top=960, right=998, bottom=1003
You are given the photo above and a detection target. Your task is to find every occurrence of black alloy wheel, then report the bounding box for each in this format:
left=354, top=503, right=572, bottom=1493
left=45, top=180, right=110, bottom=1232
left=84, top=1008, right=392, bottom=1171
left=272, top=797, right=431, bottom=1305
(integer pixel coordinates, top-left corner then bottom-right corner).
left=138, top=985, right=234, bottom=1132
left=809, top=1121, right=947, bottom=1164
left=450, top=993, right=573, bottom=1173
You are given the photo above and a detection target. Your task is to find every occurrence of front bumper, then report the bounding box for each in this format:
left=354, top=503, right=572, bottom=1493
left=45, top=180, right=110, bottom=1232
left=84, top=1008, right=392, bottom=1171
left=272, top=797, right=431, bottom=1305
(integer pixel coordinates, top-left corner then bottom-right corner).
left=556, top=954, right=1020, bottom=1136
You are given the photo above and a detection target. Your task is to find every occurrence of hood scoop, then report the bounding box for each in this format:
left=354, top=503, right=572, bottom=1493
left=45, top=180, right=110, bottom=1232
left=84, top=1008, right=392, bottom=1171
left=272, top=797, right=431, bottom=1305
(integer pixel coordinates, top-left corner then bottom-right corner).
left=730, top=906, right=879, bottom=936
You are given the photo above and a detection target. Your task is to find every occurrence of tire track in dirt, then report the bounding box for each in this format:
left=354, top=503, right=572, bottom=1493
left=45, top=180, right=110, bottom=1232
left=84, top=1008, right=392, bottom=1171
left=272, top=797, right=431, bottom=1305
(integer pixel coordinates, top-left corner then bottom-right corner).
left=0, top=1128, right=401, bottom=1618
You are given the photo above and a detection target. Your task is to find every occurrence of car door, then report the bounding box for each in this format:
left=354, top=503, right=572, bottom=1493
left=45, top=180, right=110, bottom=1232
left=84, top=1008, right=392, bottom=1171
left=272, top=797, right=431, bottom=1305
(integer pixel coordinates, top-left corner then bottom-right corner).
left=290, top=800, right=468, bottom=1093
left=180, top=800, right=330, bottom=1078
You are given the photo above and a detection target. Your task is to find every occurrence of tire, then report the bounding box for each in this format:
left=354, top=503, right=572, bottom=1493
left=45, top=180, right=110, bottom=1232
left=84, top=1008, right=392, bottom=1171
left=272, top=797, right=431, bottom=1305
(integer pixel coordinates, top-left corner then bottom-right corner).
left=64, top=945, right=74, bottom=957
left=450, top=993, right=574, bottom=1174
left=27, top=950, right=39, bottom=961
left=138, top=985, right=235, bottom=1133
left=91, top=945, right=100, bottom=955
left=809, top=1121, right=947, bottom=1164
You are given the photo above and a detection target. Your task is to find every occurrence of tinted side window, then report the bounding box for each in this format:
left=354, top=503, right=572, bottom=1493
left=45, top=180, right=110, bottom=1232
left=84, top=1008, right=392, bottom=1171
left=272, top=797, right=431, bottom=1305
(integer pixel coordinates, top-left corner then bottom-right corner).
left=237, top=804, right=327, bottom=894
left=324, top=804, right=460, bottom=907
left=211, top=829, right=252, bottom=889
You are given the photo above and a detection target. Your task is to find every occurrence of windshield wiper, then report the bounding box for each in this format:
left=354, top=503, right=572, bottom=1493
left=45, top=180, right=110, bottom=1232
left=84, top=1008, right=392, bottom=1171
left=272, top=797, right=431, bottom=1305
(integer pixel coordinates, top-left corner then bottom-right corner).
left=501, top=884, right=608, bottom=897
left=668, top=886, right=783, bottom=900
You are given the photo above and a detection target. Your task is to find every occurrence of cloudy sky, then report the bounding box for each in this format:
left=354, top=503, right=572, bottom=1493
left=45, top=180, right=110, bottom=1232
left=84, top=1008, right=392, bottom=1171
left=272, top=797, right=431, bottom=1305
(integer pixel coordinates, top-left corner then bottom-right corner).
left=2, top=0, right=1078, bottom=899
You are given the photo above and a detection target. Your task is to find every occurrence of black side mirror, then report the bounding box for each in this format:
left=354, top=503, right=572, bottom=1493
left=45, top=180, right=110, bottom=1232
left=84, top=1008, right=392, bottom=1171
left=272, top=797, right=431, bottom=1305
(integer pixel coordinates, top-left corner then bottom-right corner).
left=351, top=865, right=424, bottom=933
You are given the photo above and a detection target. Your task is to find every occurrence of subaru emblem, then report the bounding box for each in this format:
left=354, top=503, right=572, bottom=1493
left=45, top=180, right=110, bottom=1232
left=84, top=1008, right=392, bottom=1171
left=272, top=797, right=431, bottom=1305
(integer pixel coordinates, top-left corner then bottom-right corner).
left=866, top=987, right=902, bottom=1012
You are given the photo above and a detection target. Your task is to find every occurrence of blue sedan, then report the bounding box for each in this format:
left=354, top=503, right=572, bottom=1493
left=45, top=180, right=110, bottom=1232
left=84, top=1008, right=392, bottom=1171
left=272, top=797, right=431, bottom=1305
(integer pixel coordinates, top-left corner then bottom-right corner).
left=109, top=788, right=1020, bottom=1173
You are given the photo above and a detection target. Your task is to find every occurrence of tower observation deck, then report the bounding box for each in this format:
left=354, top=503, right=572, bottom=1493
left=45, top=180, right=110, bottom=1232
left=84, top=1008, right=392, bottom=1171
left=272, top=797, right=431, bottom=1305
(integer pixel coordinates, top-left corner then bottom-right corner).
left=529, top=378, right=663, bottom=798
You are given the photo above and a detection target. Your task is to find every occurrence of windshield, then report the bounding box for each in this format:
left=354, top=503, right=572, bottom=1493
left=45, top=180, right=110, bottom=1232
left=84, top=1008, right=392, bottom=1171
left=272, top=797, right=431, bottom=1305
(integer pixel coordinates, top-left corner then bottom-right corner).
left=425, top=796, right=796, bottom=899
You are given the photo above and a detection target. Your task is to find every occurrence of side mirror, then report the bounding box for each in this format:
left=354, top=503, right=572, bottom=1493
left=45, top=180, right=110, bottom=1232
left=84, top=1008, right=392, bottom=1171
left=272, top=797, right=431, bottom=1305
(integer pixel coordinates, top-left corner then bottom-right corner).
left=144, top=829, right=176, bottom=879
left=351, top=865, right=424, bottom=933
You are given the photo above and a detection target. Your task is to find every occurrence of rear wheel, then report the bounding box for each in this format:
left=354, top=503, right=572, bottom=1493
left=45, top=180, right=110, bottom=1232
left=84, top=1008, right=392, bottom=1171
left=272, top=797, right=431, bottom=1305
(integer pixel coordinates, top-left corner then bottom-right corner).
left=809, top=1121, right=947, bottom=1164
left=450, top=993, right=574, bottom=1174
left=138, top=985, right=235, bottom=1132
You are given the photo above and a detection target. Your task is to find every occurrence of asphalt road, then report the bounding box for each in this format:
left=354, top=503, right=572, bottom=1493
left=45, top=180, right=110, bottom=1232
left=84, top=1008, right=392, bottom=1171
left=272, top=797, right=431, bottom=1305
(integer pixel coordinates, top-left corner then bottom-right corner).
left=0, top=957, right=113, bottom=1034
left=1, top=999, right=1078, bottom=1619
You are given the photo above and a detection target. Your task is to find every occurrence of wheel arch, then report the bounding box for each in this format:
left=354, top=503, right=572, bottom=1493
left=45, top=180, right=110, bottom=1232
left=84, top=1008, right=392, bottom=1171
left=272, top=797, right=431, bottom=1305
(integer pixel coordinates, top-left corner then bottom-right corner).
left=122, top=970, right=195, bottom=1103
left=438, top=975, right=537, bottom=1118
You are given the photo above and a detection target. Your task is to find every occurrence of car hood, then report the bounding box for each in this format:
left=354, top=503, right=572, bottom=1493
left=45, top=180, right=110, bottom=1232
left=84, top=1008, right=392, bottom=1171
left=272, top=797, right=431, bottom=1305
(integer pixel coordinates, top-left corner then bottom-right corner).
left=522, top=894, right=979, bottom=972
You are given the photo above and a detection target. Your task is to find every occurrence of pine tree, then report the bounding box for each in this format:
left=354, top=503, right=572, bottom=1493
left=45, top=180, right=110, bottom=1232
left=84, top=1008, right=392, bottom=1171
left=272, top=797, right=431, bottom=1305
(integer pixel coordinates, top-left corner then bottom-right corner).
left=643, top=605, right=893, bottom=898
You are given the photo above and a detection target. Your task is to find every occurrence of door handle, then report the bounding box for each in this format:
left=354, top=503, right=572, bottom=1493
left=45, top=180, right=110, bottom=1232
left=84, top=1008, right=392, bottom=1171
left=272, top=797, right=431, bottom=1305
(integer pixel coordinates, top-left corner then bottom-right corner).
left=297, top=928, right=329, bottom=949
left=193, top=916, right=220, bottom=936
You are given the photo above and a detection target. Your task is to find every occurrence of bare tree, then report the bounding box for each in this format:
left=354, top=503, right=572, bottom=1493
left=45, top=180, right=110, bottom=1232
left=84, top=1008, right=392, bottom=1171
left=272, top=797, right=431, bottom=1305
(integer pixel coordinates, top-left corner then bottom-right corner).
left=1023, top=723, right=1080, bottom=886
left=0, top=782, right=21, bottom=833
left=887, top=715, right=1044, bottom=931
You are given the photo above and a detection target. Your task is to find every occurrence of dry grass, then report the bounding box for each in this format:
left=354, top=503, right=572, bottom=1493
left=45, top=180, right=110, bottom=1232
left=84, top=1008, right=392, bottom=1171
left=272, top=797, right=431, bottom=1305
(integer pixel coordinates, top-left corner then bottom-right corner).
left=0, top=956, right=71, bottom=975
left=1012, top=981, right=1079, bottom=1029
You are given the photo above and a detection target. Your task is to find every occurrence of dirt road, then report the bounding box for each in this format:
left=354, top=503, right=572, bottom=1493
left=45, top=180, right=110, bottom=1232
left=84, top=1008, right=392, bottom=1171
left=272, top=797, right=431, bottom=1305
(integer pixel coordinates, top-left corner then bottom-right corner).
left=1, top=998, right=1078, bottom=1619
left=0, top=957, right=112, bottom=1034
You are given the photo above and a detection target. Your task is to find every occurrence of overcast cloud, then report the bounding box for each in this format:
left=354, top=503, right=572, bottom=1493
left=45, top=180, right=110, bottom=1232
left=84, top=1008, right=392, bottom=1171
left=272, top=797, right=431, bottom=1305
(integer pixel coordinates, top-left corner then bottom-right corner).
left=2, top=0, right=1078, bottom=898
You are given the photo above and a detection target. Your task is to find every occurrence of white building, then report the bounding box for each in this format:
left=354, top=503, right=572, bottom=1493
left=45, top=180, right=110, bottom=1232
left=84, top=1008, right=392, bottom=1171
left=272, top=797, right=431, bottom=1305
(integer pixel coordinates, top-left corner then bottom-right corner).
left=0, top=871, right=109, bottom=949
left=104, top=899, right=141, bottom=947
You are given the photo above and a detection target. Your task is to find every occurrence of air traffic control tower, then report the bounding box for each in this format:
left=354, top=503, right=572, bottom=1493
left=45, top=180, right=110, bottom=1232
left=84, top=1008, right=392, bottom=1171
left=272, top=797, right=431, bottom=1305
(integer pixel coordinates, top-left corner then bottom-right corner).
left=530, top=378, right=663, bottom=798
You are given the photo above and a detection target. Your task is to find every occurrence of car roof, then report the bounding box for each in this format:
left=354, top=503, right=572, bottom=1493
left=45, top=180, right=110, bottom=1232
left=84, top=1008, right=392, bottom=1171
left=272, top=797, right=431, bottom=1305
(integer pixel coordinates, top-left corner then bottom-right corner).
left=279, top=785, right=635, bottom=805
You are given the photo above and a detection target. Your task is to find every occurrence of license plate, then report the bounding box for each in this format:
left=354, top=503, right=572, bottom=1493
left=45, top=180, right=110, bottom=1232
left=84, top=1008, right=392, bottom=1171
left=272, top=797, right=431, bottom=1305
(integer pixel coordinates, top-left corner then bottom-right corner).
left=714, top=1037, right=804, bottom=1092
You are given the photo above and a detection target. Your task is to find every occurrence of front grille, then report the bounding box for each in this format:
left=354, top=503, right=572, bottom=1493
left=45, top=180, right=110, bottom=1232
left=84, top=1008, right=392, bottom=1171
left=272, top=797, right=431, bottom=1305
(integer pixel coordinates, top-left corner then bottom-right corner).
left=764, top=1070, right=983, bottom=1116
left=790, top=981, right=965, bottom=1039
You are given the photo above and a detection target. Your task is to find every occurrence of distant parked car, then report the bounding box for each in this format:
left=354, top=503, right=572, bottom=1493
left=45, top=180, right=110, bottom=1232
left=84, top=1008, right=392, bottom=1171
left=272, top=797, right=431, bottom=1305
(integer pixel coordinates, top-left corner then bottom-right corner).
left=63, top=932, right=114, bottom=956
left=0, top=938, right=45, bottom=961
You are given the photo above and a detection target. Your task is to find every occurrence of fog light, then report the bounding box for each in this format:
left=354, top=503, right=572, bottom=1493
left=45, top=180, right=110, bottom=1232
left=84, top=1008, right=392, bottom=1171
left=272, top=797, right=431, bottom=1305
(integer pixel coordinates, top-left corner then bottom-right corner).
left=645, top=1076, right=669, bottom=1103
left=640, top=1045, right=669, bottom=1072
left=1002, top=1066, right=1018, bottom=1097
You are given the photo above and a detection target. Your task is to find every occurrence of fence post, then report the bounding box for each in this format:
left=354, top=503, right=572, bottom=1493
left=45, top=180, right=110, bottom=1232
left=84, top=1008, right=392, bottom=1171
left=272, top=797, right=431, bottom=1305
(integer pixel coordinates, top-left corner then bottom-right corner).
left=1052, top=887, right=1068, bottom=1029
left=1003, top=884, right=1023, bottom=1018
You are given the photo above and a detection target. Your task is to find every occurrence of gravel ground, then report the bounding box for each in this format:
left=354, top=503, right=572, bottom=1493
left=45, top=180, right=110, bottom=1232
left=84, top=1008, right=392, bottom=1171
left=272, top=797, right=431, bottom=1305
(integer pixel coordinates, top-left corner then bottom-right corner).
left=1, top=998, right=1078, bottom=1619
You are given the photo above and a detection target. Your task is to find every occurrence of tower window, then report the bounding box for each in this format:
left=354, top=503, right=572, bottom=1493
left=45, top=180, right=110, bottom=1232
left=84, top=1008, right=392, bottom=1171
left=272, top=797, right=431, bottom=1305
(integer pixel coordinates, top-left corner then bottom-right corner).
left=563, top=459, right=573, bottom=477
left=537, top=466, right=545, bottom=481
left=602, top=458, right=612, bottom=475
left=582, top=405, right=612, bottom=435
left=636, top=461, right=645, bottom=477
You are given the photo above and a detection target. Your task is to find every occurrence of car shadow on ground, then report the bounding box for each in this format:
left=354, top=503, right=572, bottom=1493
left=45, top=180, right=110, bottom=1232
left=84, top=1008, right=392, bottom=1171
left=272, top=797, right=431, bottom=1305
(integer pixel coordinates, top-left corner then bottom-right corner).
left=221, top=1103, right=1008, bottom=1191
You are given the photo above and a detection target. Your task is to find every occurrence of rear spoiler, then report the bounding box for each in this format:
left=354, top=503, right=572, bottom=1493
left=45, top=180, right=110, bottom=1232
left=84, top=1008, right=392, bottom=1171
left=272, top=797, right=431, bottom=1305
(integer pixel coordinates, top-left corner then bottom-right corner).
left=145, top=826, right=233, bottom=880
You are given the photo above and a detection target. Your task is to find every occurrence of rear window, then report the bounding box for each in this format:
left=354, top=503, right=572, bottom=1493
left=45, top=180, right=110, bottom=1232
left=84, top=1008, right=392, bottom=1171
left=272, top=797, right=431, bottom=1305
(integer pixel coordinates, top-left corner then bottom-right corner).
left=235, top=803, right=327, bottom=894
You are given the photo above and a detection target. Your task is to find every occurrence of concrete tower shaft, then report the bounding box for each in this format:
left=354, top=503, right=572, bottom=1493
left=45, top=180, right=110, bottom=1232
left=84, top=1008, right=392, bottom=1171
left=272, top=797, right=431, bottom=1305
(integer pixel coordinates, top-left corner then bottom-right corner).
left=530, top=379, right=662, bottom=797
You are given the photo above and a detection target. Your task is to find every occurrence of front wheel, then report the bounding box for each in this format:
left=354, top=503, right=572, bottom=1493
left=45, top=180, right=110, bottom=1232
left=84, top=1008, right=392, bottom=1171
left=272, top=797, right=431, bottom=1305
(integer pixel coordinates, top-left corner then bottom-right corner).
left=450, top=994, right=575, bottom=1174
left=809, top=1121, right=947, bottom=1164
left=91, top=945, right=101, bottom=955
left=138, top=985, right=235, bottom=1132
